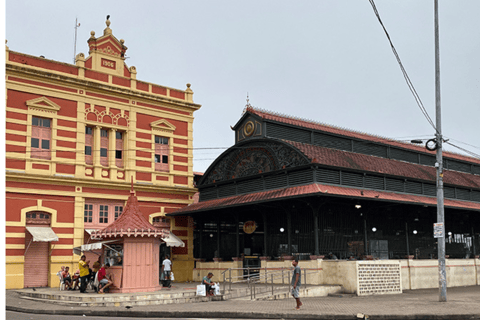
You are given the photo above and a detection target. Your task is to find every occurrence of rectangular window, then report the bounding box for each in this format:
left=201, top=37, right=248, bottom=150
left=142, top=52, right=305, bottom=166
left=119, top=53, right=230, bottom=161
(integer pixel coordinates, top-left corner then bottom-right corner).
left=155, top=136, right=169, bottom=172
left=99, top=205, right=109, bottom=224
left=85, top=126, right=93, bottom=165
left=115, top=131, right=123, bottom=168
left=100, top=129, right=108, bottom=166
left=84, top=204, right=93, bottom=223
left=114, top=206, right=123, bottom=220
left=31, top=116, right=51, bottom=160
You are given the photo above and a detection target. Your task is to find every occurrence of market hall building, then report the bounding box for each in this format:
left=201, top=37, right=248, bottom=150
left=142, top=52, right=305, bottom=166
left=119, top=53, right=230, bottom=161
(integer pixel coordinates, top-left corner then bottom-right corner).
left=5, top=18, right=200, bottom=289
left=170, top=106, right=480, bottom=269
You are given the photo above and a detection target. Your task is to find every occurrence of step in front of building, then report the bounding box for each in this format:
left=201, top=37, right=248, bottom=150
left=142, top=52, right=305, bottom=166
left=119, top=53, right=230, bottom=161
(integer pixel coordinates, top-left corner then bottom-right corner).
left=17, top=290, right=224, bottom=307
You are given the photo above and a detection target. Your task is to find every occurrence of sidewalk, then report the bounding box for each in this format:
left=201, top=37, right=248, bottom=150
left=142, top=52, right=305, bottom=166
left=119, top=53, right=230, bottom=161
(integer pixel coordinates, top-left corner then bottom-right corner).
left=7, top=284, right=480, bottom=319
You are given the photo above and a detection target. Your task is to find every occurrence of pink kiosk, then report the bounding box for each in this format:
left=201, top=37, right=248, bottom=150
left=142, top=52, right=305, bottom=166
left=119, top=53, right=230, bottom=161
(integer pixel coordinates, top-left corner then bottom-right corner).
left=90, top=184, right=169, bottom=293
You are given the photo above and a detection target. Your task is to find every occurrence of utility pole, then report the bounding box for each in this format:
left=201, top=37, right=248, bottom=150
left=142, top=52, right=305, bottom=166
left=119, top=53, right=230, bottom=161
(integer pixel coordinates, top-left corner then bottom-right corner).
left=434, top=0, right=447, bottom=302
left=73, top=18, right=81, bottom=64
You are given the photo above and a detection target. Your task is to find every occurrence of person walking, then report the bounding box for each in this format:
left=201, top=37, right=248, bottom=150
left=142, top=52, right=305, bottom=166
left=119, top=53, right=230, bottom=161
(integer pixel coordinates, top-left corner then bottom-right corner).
left=161, top=254, right=172, bottom=288
left=78, top=255, right=90, bottom=293
left=291, top=258, right=302, bottom=310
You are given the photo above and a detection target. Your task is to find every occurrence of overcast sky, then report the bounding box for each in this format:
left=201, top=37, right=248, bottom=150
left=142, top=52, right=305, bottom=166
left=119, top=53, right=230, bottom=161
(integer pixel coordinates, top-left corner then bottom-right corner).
left=5, top=0, right=480, bottom=173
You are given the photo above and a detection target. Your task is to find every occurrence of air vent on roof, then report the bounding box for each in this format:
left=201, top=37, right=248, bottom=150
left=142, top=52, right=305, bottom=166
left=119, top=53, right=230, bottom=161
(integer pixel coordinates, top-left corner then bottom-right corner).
left=353, top=141, right=388, bottom=158
left=288, top=170, right=314, bottom=186
left=365, top=175, right=384, bottom=190
left=316, top=168, right=341, bottom=185
left=265, top=174, right=288, bottom=190
left=473, top=166, right=480, bottom=175
left=341, top=172, right=364, bottom=188
left=472, top=191, right=480, bottom=202
left=266, top=122, right=310, bottom=143
left=200, top=187, right=217, bottom=201
left=391, top=148, right=419, bottom=163
left=313, top=132, right=351, bottom=151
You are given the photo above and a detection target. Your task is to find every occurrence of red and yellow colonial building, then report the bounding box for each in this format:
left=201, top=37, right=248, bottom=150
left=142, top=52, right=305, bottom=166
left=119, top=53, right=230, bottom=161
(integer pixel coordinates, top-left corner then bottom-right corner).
left=5, top=18, right=201, bottom=289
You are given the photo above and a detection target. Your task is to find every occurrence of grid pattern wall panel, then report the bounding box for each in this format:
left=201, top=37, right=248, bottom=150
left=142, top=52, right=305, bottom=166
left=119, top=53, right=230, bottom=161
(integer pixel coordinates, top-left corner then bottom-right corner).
left=316, top=168, right=341, bottom=185
left=365, top=175, right=384, bottom=190
left=419, top=154, right=436, bottom=167
left=289, top=170, right=314, bottom=186
left=341, top=172, right=364, bottom=188
left=217, top=184, right=237, bottom=198
left=265, top=174, right=288, bottom=190
left=265, top=122, right=311, bottom=143
left=357, top=262, right=402, bottom=296
left=353, top=141, right=388, bottom=158
left=447, top=159, right=471, bottom=173
left=313, top=132, right=352, bottom=151
left=236, top=178, right=264, bottom=194
left=390, top=148, right=419, bottom=163
left=456, top=188, right=471, bottom=201
left=405, top=181, right=422, bottom=194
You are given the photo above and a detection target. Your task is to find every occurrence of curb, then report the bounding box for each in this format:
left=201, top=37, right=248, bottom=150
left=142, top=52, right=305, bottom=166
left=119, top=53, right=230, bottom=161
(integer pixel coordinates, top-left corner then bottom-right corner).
left=6, top=305, right=480, bottom=320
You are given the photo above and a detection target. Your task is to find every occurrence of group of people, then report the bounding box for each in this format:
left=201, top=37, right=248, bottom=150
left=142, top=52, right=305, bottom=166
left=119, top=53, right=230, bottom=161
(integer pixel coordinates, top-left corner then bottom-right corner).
left=59, top=255, right=113, bottom=294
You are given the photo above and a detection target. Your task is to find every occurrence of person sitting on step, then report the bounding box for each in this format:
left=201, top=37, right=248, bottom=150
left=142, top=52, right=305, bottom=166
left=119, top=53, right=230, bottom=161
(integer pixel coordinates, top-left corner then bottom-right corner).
left=97, top=263, right=113, bottom=294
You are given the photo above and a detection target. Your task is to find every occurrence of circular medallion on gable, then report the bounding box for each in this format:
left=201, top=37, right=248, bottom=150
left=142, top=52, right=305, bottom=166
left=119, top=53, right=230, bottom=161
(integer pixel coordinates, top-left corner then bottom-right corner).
left=244, top=121, right=255, bottom=137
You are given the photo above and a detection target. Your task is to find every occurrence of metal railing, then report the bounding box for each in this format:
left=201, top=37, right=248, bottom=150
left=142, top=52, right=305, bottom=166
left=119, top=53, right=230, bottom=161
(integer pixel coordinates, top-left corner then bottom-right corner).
left=220, top=267, right=315, bottom=300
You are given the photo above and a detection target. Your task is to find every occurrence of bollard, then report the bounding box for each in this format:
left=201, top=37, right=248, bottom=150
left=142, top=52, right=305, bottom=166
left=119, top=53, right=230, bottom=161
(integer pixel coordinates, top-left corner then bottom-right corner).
left=271, top=274, right=274, bottom=295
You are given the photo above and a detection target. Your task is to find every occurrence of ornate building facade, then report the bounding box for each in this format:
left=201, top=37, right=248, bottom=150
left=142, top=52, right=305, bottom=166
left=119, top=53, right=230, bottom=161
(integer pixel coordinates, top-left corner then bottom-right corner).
left=5, top=18, right=200, bottom=288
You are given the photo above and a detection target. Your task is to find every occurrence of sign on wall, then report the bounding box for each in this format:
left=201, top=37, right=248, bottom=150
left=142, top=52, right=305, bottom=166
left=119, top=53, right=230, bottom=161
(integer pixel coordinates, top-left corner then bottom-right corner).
left=243, top=221, right=256, bottom=234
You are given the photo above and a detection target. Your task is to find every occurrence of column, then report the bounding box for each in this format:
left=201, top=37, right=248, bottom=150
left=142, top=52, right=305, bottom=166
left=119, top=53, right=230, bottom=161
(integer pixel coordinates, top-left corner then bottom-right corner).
left=263, top=213, right=268, bottom=256
left=287, top=211, right=292, bottom=254
left=235, top=214, right=240, bottom=258
left=93, top=126, right=102, bottom=179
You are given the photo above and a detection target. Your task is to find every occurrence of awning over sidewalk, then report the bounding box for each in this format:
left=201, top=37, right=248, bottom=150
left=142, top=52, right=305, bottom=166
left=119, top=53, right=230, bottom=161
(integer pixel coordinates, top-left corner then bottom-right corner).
left=73, top=240, right=120, bottom=256
left=163, top=233, right=185, bottom=247
left=26, top=226, right=59, bottom=242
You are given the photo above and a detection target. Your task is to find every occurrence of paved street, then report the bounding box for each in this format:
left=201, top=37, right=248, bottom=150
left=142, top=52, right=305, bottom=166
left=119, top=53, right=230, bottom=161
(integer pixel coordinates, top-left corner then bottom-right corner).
left=6, top=285, right=480, bottom=319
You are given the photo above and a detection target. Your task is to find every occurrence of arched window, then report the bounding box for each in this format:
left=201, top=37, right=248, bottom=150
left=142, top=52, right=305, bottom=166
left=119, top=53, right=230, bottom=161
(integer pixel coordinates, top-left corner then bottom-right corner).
left=26, top=211, right=51, bottom=225
left=152, top=217, right=170, bottom=228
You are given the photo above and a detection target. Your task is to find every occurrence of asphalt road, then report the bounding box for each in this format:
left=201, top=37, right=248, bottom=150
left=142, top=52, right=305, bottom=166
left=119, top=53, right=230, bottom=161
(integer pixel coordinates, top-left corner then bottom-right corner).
left=6, top=311, right=269, bottom=320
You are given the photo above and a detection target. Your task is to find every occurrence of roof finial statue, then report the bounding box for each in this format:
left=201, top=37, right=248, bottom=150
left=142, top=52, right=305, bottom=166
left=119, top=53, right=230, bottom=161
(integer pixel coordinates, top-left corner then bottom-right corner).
left=246, top=92, right=251, bottom=107
left=104, top=15, right=112, bottom=35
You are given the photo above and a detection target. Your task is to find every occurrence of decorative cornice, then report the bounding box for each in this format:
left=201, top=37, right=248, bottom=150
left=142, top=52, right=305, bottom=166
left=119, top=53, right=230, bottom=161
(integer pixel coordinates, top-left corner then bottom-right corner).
left=26, top=96, right=61, bottom=113
left=150, top=119, right=176, bottom=133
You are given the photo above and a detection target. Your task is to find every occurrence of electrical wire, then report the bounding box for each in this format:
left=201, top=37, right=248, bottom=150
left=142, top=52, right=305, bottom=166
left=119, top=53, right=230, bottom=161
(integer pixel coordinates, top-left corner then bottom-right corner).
left=368, top=0, right=437, bottom=132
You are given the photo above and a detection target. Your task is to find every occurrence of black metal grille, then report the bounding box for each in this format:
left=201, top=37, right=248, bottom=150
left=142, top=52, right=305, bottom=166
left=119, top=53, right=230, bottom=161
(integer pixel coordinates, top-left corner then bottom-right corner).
left=289, top=170, right=314, bottom=186
left=444, top=187, right=456, bottom=199
left=200, top=187, right=217, bottom=201
left=217, top=184, right=237, bottom=198
left=472, top=191, right=480, bottom=202
left=341, top=172, right=364, bottom=188
left=266, top=122, right=311, bottom=143
left=390, top=148, right=419, bottom=163
left=386, top=178, right=404, bottom=193
left=456, top=188, right=471, bottom=201
left=265, top=174, right=288, bottom=190
left=405, top=181, right=422, bottom=194
left=237, top=178, right=264, bottom=194
left=473, top=166, right=480, bottom=175
left=447, top=159, right=472, bottom=173
left=316, top=168, right=341, bottom=185
left=423, top=184, right=436, bottom=196
left=353, top=141, right=388, bottom=158
left=313, top=132, right=351, bottom=151
left=365, top=175, right=384, bottom=190
left=419, top=154, right=436, bottom=166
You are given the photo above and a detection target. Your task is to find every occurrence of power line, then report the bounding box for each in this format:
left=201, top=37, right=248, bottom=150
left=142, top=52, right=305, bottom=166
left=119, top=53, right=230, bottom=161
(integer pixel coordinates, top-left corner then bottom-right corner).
left=368, top=0, right=437, bottom=132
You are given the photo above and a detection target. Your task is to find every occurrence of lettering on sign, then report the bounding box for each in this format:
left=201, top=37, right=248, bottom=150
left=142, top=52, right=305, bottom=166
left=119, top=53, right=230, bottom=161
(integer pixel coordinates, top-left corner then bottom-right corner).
left=433, top=222, right=444, bottom=238
left=243, top=221, right=256, bottom=234
left=101, top=58, right=116, bottom=69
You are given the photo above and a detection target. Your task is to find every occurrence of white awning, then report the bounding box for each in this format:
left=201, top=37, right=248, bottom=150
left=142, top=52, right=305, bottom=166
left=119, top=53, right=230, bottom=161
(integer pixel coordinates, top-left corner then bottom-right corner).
left=73, top=240, right=120, bottom=256
left=163, top=233, right=185, bottom=247
left=26, top=226, right=59, bottom=242
left=85, top=229, right=97, bottom=235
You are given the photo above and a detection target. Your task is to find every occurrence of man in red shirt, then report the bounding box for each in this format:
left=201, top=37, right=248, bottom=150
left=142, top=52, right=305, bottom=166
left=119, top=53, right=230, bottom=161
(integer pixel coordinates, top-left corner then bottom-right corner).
left=97, top=263, right=113, bottom=294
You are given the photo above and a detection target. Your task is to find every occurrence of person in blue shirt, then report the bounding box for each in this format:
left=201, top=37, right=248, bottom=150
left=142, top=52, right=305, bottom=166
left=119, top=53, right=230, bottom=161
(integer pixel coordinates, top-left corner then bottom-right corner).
left=202, top=272, right=216, bottom=296
left=291, top=259, right=302, bottom=310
